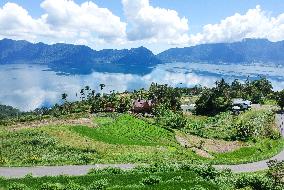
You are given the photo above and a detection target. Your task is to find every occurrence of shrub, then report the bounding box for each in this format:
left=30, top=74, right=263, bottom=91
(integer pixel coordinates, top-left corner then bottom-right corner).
left=8, top=183, right=29, bottom=190
left=87, top=179, right=108, bottom=190
left=180, top=164, right=218, bottom=180
left=169, top=176, right=183, bottom=182
left=63, top=182, right=85, bottom=190
left=155, top=105, right=186, bottom=129
left=88, top=167, right=124, bottom=175
left=140, top=176, right=162, bottom=186
left=235, top=174, right=276, bottom=190
left=191, top=185, right=207, bottom=190
left=131, top=163, right=176, bottom=174
left=40, top=182, right=63, bottom=190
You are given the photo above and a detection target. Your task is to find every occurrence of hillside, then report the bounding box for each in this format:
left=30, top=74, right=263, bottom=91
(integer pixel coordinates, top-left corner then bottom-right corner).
left=0, top=39, right=161, bottom=75
left=158, top=39, right=284, bottom=63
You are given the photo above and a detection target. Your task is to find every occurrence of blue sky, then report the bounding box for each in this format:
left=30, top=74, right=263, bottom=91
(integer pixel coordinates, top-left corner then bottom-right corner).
left=0, top=0, right=284, bottom=53
left=2, top=0, right=283, bottom=33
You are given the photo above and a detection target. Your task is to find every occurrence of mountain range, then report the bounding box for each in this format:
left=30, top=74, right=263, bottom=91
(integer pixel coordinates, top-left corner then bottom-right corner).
left=157, top=39, right=284, bottom=63
left=1, top=38, right=284, bottom=75
left=0, top=38, right=160, bottom=75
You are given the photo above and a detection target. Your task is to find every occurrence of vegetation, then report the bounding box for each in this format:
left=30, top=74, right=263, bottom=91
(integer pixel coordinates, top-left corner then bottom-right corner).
left=1, top=77, right=284, bottom=188
left=276, top=89, right=284, bottom=111
left=0, top=105, right=21, bottom=120
left=195, top=77, right=274, bottom=115
left=184, top=110, right=278, bottom=141
left=1, top=161, right=284, bottom=190
left=72, top=114, right=176, bottom=146
left=0, top=129, right=98, bottom=166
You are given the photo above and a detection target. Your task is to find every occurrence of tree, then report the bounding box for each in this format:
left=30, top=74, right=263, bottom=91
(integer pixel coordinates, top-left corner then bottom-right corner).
left=99, top=84, right=106, bottom=91
left=61, top=93, right=68, bottom=102
left=276, top=90, right=284, bottom=111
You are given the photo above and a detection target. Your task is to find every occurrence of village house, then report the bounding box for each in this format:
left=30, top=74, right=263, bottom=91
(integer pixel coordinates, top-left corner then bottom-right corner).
left=133, top=99, right=154, bottom=114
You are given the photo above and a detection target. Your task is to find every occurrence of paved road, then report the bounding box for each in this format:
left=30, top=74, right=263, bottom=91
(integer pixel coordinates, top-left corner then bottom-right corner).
left=1, top=149, right=284, bottom=178
left=214, top=149, right=284, bottom=173
left=275, top=113, right=284, bottom=137
left=215, top=113, right=284, bottom=172
left=0, top=164, right=135, bottom=179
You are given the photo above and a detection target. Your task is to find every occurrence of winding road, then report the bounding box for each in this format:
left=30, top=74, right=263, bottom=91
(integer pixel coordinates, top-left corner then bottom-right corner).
left=1, top=113, right=284, bottom=179
left=1, top=149, right=284, bottom=178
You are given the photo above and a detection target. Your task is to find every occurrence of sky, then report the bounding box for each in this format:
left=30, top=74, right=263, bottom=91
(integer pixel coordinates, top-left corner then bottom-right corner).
left=0, top=0, right=284, bottom=53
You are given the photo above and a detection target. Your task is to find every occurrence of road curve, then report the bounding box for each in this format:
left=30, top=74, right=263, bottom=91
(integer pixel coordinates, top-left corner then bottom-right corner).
left=0, top=164, right=135, bottom=179
left=1, top=150, right=284, bottom=178
left=214, top=149, right=284, bottom=173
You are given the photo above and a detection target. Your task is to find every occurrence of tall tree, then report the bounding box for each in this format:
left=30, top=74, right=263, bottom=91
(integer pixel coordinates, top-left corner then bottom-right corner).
left=276, top=90, right=284, bottom=110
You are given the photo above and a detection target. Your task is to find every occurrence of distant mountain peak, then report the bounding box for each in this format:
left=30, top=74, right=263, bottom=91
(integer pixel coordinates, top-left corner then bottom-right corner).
left=158, top=38, right=284, bottom=63
left=0, top=39, right=160, bottom=75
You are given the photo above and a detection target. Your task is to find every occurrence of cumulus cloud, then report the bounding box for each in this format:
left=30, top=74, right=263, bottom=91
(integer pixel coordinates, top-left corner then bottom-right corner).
left=189, top=5, right=284, bottom=45
left=40, top=0, right=127, bottom=43
left=0, top=3, right=50, bottom=41
left=122, top=0, right=190, bottom=45
left=0, top=0, right=126, bottom=45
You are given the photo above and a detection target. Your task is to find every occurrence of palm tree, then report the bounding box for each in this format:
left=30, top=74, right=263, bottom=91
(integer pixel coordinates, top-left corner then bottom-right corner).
left=61, top=93, right=68, bottom=102
left=99, top=84, right=106, bottom=91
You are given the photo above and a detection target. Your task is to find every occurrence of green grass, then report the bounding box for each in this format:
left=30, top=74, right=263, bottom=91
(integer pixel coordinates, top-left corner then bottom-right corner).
left=72, top=114, right=176, bottom=146
left=184, top=109, right=276, bottom=140
left=0, top=129, right=98, bottom=166
left=211, top=138, right=284, bottom=164
left=0, top=171, right=218, bottom=190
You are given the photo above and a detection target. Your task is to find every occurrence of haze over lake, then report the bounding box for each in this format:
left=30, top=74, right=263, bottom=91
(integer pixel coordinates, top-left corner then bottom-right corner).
left=1, top=62, right=284, bottom=111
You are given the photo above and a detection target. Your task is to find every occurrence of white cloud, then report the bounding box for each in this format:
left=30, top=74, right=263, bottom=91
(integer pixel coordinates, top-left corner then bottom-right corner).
left=189, top=5, right=284, bottom=45
left=0, top=3, right=50, bottom=41
left=0, top=0, right=127, bottom=46
left=40, top=0, right=127, bottom=43
left=122, top=0, right=190, bottom=45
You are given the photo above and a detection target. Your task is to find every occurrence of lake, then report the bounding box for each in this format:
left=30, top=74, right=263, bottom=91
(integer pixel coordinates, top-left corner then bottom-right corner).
left=1, top=62, right=284, bottom=111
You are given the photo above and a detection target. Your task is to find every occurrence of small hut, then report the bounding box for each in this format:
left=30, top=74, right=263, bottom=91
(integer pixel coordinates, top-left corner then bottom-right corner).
left=133, top=99, right=154, bottom=114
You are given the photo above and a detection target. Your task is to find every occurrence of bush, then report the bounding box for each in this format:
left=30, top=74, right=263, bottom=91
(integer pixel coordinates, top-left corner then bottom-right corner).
left=140, top=176, right=162, bottom=186
left=155, top=105, right=186, bottom=129
left=191, top=185, right=207, bottom=190
left=87, top=179, right=108, bottom=190
left=180, top=164, right=218, bottom=180
left=88, top=167, right=124, bottom=175
left=131, top=163, right=176, bottom=174
left=235, top=174, right=276, bottom=190
left=40, top=182, right=63, bottom=190
left=63, top=182, right=85, bottom=190
left=8, top=183, right=29, bottom=190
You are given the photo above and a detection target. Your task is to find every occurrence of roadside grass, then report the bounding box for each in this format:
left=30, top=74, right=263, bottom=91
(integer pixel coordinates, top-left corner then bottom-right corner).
left=211, top=138, right=284, bottom=164
left=72, top=114, right=176, bottom=146
left=0, top=170, right=218, bottom=190
left=0, top=128, right=98, bottom=166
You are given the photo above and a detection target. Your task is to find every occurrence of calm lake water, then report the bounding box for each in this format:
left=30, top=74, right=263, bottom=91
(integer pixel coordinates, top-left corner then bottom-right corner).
left=1, top=62, right=284, bottom=111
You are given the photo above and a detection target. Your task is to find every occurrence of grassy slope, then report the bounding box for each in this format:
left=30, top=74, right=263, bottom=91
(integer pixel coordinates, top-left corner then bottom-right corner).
left=211, top=138, right=284, bottom=164
left=72, top=114, right=176, bottom=146
left=1, top=110, right=284, bottom=167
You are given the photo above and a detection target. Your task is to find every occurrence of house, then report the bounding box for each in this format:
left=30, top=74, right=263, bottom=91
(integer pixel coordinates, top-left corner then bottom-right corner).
left=133, top=99, right=154, bottom=113
left=181, top=104, right=196, bottom=112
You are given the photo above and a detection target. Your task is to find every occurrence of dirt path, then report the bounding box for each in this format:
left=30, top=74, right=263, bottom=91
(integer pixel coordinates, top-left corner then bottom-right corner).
left=9, top=117, right=95, bottom=131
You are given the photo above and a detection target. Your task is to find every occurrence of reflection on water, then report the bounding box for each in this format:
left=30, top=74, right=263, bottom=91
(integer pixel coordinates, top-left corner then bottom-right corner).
left=0, top=62, right=284, bottom=111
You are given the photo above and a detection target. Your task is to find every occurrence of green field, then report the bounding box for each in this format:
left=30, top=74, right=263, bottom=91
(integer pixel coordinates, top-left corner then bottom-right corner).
left=0, top=110, right=283, bottom=167
left=72, top=114, right=176, bottom=146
